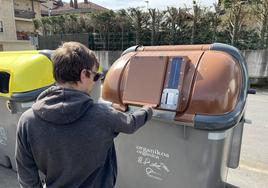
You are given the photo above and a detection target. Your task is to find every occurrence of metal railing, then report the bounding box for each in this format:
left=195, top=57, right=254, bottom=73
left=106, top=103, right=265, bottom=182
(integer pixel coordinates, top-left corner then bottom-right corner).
left=14, top=9, right=35, bottom=19
left=38, top=32, right=170, bottom=51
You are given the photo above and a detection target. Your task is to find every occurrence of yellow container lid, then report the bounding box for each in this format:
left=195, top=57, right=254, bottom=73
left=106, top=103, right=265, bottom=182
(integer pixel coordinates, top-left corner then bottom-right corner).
left=0, top=51, right=55, bottom=98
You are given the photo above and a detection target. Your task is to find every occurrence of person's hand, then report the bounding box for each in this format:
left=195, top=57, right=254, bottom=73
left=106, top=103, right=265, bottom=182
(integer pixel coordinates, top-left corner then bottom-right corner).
left=112, top=103, right=128, bottom=112
left=142, top=105, right=154, bottom=110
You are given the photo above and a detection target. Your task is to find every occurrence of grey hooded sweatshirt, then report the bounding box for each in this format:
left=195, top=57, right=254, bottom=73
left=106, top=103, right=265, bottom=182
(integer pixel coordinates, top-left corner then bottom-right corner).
left=15, top=86, right=153, bottom=188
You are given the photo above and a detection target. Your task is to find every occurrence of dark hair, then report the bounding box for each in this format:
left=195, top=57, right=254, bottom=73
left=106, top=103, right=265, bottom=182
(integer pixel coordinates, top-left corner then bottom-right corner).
left=52, top=42, right=99, bottom=84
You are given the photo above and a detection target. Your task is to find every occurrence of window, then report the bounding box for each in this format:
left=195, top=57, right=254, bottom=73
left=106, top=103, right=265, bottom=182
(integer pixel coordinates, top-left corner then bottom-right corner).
left=0, top=21, right=3, bottom=32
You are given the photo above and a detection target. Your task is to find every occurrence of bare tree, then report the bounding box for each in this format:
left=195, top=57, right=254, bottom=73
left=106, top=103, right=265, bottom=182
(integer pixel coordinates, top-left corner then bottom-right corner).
left=252, top=0, right=268, bottom=48
left=222, top=0, right=249, bottom=46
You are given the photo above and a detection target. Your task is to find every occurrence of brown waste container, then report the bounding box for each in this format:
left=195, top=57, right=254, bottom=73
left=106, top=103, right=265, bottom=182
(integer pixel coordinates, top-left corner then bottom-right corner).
left=102, top=43, right=249, bottom=188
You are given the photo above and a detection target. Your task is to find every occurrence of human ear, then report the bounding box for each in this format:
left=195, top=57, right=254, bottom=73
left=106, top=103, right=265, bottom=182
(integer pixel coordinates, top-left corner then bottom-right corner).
left=80, top=69, right=88, bottom=83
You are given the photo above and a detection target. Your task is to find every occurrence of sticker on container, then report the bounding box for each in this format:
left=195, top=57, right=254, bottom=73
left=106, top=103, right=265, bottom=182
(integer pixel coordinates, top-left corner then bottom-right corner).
left=21, top=102, right=34, bottom=108
left=208, top=132, right=227, bottom=140
left=0, top=127, right=7, bottom=146
left=136, top=145, right=171, bottom=181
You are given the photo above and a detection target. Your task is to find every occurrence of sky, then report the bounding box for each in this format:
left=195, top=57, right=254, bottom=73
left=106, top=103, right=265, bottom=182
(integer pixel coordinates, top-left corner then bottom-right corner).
left=63, top=0, right=217, bottom=10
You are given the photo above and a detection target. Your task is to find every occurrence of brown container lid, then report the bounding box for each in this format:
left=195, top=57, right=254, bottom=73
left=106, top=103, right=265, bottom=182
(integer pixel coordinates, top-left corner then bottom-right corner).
left=102, top=43, right=246, bottom=130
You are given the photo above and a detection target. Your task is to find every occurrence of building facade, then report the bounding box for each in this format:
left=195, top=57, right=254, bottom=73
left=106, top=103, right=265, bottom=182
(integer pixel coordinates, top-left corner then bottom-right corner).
left=0, top=0, right=42, bottom=51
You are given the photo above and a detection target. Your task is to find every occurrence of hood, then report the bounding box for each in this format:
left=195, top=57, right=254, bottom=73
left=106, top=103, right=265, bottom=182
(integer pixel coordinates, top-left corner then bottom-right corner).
left=32, top=86, right=93, bottom=125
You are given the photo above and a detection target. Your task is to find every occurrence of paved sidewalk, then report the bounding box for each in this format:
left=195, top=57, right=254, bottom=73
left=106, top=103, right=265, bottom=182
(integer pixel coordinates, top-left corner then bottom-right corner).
left=0, top=90, right=268, bottom=188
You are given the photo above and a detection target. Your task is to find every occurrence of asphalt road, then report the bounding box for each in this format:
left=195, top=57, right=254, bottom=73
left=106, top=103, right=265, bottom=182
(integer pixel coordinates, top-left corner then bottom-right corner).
left=0, top=90, right=268, bottom=188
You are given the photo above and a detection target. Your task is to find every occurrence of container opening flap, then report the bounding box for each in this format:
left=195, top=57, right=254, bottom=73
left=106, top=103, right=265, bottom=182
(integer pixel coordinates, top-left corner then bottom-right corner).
left=122, top=56, right=168, bottom=107
left=0, top=72, right=10, bottom=94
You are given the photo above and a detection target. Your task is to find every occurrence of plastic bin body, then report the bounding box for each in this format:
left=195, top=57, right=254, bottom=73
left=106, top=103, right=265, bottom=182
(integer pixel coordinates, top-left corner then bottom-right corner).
left=115, top=118, right=235, bottom=188
left=0, top=51, right=101, bottom=170
left=102, top=43, right=248, bottom=188
left=0, top=99, right=30, bottom=169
